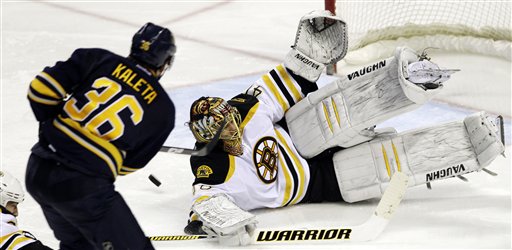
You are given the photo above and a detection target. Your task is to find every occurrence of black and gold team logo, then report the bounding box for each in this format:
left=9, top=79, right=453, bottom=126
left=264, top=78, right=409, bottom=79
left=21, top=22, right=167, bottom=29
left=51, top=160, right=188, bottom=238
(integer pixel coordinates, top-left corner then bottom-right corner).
left=196, top=165, right=213, bottom=178
left=253, top=136, right=279, bottom=184
left=140, top=40, right=151, bottom=51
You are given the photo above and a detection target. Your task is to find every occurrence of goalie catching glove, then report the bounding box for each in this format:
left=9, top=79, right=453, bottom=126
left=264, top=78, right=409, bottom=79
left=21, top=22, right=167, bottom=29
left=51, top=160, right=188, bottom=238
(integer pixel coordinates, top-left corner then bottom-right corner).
left=284, top=10, right=348, bottom=82
left=192, top=194, right=257, bottom=246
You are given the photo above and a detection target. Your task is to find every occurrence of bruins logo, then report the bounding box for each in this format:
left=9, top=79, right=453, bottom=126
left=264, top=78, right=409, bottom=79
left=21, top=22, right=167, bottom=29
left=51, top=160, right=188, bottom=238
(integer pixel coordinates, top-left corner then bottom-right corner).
left=253, top=136, right=279, bottom=184
left=196, top=165, right=213, bottom=178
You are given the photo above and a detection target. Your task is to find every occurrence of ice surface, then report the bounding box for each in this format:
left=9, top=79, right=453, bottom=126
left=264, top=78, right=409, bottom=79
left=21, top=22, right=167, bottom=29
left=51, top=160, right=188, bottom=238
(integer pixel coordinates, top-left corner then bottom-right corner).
left=1, top=2, right=510, bottom=249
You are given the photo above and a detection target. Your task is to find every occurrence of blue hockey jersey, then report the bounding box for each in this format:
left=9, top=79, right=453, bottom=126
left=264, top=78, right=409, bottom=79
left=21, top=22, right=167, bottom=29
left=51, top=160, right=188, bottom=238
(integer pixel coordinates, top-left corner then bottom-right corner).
left=28, top=48, right=175, bottom=180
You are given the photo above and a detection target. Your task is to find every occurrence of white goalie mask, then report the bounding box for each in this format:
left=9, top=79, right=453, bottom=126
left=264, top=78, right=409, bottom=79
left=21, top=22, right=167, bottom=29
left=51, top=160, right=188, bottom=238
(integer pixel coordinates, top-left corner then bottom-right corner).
left=0, top=170, right=25, bottom=208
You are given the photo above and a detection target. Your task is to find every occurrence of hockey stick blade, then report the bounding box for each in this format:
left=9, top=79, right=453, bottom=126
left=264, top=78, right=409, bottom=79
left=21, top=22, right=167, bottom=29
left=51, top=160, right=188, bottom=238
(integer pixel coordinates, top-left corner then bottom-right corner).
left=150, top=172, right=409, bottom=244
left=159, top=119, right=227, bottom=156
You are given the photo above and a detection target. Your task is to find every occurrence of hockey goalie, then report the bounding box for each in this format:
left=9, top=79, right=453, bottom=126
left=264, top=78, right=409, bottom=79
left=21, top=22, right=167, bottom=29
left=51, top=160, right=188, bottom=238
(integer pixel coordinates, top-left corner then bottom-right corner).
left=182, top=10, right=506, bottom=246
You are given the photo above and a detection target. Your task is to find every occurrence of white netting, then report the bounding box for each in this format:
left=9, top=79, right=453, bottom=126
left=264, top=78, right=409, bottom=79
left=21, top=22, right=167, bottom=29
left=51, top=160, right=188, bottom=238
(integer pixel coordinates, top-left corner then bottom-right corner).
left=337, top=1, right=512, bottom=63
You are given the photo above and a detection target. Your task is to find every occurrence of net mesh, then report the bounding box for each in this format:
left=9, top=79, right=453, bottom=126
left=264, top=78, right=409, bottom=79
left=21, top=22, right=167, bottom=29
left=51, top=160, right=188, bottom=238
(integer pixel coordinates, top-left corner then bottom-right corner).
left=338, top=1, right=511, bottom=51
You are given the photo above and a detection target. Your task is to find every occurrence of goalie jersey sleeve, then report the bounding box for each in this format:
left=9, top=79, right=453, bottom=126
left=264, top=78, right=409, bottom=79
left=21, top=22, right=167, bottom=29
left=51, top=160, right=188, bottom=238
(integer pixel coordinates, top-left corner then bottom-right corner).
left=1, top=206, right=50, bottom=249
left=244, top=64, right=317, bottom=122
left=27, top=48, right=175, bottom=179
left=188, top=65, right=317, bottom=223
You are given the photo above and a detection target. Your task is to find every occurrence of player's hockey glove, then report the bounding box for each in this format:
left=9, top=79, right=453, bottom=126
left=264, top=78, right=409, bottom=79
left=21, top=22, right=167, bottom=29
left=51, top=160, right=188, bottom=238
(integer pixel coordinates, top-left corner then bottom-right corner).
left=284, top=10, right=348, bottom=82
left=192, top=194, right=257, bottom=246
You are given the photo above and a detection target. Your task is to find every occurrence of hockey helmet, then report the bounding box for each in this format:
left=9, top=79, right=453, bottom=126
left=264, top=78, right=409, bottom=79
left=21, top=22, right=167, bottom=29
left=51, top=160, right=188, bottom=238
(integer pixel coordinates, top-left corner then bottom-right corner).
left=130, top=22, right=177, bottom=69
left=0, top=170, right=24, bottom=208
left=189, top=97, right=243, bottom=155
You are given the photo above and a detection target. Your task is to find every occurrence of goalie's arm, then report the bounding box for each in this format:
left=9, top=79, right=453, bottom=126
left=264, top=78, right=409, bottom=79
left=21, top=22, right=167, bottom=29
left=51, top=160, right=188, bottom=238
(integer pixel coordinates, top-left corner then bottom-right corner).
left=244, top=65, right=318, bottom=123
left=243, top=10, right=348, bottom=123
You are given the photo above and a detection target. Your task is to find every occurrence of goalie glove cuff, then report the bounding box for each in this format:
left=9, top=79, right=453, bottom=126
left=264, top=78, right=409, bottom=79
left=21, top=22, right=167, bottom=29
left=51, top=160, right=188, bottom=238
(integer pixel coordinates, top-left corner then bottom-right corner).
left=284, top=49, right=326, bottom=82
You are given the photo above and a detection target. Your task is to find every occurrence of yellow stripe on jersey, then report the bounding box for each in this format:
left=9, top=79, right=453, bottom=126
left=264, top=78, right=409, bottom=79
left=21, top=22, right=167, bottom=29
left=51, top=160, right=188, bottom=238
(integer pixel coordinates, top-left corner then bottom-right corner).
left=119, top=166, right=138, bottom=175
left=278, top=152, right=293, bottom=207
left=27, top=89, right=61, bottom=105
left=54, top=116, right=123, bottom=178
left=239, top=102, right=259, bottom=130
left=30, top=78, right=62, bottom=100
left=275, top=129, right=306, bottom=205
left=0, top=232, right=15, bottom=242
left=0, top=231, right=35, bottom=250
left=9, top=235, right=33, bottom=249
left=225, top=155, right=236, bottom=182
left=262, top=74, right=288, bottom=111
left=276, top=64, right=302, bottom=102
left=39, top=71, right=66, bottom=97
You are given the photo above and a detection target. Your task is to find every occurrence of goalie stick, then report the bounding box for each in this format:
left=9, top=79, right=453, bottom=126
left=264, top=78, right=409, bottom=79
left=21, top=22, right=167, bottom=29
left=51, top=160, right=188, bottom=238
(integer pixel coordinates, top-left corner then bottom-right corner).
left=159, top=119, right=227, bottom=156
left=149, top=172, right=409, bottom=244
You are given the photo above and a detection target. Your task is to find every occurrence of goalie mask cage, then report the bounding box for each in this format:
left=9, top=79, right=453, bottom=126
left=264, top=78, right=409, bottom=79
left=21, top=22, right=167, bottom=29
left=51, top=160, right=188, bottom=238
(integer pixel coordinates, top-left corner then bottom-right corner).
left=326, top=0, right=511, bottom=118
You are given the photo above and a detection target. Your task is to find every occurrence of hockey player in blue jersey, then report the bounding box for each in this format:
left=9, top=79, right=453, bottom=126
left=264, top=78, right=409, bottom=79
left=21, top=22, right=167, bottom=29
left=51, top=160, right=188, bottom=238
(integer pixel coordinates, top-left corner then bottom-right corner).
left=25, top=23, right=176, bottom=249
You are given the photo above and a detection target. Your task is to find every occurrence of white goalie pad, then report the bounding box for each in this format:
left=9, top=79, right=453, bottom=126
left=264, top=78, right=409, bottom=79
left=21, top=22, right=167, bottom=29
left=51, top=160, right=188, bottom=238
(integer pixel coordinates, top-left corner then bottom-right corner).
left=286, top=47, right=443, bottom=158
left=333, top=112, right=505, bottom=203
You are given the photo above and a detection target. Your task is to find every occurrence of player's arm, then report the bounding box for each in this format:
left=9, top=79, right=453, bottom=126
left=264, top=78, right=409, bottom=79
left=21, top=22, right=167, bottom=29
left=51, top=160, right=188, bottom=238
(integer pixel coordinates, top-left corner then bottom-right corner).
left=244, top=65, right=318, bottom=123
left=27, top=48, right=99, bottom=122
left=184, top=155, right=257, bottom=246
left=185, top=153, right=231, bottom=232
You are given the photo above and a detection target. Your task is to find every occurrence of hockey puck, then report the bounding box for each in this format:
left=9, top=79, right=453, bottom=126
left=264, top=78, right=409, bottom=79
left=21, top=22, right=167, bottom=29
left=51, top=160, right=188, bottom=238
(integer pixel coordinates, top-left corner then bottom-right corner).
left=148, top=174, right=161, bottom=187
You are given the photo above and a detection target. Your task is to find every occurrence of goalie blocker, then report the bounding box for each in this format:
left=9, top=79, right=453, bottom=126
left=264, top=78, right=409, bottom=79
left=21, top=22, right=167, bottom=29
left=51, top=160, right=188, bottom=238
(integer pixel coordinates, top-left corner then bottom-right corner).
left=333, top=111, right=505, bottom=202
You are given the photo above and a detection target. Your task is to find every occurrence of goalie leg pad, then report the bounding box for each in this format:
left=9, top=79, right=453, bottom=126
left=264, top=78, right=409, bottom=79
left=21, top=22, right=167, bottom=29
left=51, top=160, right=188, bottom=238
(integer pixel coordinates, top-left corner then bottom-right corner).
left=333, top=112, right=505, bottom=203
left=286, top=47, right=442, bottom=158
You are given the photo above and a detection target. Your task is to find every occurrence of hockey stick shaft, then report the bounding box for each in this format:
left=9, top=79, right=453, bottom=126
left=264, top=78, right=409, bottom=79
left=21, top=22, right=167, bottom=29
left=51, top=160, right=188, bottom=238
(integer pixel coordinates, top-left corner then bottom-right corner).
left=148, top=235, right=212, bottom=241
left=159, top=119, right=227, bottom=156
left=150, top=172, right=408, bottom=244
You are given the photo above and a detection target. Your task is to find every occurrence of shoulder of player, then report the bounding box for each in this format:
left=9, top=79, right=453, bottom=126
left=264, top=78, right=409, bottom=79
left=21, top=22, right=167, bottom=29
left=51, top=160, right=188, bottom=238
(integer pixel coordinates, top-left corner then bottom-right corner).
left=229, top=94, right=260, bottom=119
left=190, top=149, right=234, bottom=185
left=70, top=48, right=118, bottom=60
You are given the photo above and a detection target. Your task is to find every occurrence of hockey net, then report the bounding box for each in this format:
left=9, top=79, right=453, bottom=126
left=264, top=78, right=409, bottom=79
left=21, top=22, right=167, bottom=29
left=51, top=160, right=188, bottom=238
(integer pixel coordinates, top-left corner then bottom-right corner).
left=334, top=1, right=511, bottom=65
left=327, top=1, right=511, bottom=119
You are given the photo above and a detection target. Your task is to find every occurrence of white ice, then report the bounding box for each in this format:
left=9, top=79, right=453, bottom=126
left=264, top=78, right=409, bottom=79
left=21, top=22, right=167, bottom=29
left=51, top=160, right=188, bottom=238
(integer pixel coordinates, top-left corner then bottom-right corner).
left=1, top=1, right=510, bottom=249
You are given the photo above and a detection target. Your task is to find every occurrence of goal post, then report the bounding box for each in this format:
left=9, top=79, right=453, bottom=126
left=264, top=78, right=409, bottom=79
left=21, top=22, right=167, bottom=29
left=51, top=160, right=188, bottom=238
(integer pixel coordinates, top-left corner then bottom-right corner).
left=325, top=0, right=337, bottom=75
